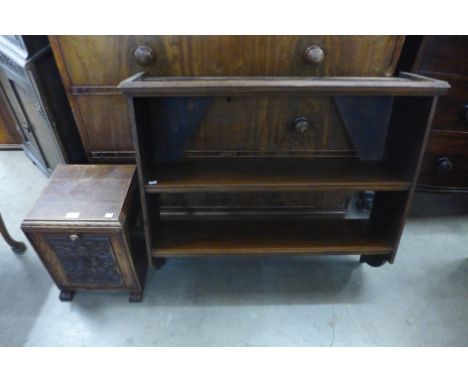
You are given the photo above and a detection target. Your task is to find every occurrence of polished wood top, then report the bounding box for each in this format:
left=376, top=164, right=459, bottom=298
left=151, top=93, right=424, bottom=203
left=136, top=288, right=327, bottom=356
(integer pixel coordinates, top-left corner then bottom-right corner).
left=23, top=165, right=136, bottom=224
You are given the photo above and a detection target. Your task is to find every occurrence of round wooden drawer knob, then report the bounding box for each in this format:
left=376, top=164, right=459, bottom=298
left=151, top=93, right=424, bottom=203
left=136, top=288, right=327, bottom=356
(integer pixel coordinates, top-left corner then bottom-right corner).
left=436, top=157, right=453, bottom=174
left=69, top=234, right=80, bottom=242
left=133, top=45, right=155, bottom=66
left=293, top=117, right=310, bottom=133
left=304, top=45, right=324, bottom=65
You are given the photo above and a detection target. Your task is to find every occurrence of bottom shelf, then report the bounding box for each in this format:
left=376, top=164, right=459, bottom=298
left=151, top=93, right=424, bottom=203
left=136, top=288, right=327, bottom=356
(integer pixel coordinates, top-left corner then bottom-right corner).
left=152, top=219, right=393, bottom=257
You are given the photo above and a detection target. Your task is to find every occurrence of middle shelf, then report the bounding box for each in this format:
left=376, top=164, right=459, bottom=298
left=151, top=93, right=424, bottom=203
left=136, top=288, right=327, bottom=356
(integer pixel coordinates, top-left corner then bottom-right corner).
left=143, top=157, right=410, bottom=193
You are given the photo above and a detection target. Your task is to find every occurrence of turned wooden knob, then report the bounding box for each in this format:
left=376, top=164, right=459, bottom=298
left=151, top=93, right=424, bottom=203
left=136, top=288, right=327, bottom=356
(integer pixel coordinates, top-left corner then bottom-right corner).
left=436, top=157, right=453, bottom=174
left=133, top=45, right=155, bottom=66
left=304, top=45, right=324, bottom=65
left=462, top=105, right=468, bottom=123
left=293, top=117, right=310, bottom=133
left=69, top=234, right=80, bottom=242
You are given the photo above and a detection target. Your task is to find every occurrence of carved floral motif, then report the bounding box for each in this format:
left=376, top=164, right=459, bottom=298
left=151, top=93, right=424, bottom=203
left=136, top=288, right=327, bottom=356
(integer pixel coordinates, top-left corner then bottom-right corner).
left=47, top=236, right=123, bottom=285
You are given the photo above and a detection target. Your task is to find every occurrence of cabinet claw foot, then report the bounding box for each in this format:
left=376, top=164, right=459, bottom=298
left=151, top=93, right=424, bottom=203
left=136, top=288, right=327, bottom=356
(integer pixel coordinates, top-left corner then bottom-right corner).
left=59, top=290, right=75, bottom=301
left=129, top=291, right=143, bottom=303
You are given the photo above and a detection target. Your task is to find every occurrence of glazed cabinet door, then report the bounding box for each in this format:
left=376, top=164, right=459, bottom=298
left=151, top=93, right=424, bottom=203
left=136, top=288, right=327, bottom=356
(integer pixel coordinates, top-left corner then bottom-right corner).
left=0, top=66, right=64, bottom=173
left=0, top=72, right=45, bottom=165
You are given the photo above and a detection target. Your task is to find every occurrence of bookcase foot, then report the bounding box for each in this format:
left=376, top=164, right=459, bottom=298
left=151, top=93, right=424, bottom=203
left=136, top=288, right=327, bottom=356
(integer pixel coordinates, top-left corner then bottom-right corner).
left=59, top=290, right=75, bottom=301
left=359, top=254, right=391, bottom=267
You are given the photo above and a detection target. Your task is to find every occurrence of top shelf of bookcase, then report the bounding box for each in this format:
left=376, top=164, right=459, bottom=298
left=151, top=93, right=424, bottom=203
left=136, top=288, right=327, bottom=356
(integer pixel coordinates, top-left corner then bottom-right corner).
left=118, top=72, right=450, bottom=97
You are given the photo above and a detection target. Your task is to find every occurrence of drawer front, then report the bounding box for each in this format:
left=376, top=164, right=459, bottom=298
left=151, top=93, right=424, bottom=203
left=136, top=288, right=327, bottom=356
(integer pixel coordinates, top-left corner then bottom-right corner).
left=50, top=35, right=403, bottom=160
left=142, top=95, right=355, bottom=158
left=420, top=36, right=468, bottom=77
left=55, top=35, right=404, bottom=86
left=428, top=75, right=468, bottom=133
left=418, top=133, right=468, bottom=190
left=26, top=230, right=138, bottom=290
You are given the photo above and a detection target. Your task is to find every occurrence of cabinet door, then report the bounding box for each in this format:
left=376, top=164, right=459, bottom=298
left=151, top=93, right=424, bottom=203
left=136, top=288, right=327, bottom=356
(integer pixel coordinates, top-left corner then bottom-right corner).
left=0, top=68, right=64, bottom=173
left=0, top=72, right=45, bottom=166
left=44, top=233, right=126, bottom=288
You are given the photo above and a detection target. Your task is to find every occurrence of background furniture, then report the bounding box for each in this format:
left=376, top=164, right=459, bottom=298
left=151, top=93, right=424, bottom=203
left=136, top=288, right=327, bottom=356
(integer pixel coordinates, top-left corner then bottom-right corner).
left=21, top=165, right=147, bottom=301
left=120, top=73, right=448, bottom=267
left=49, top=36, right=405, bottom=216
left=399, top=36, right=468, bottom=191
left=0, top=36, right=85, bottom=175
left=0, top=213, right=26, bottom=253
left=0, top=90, right=21, bottom=149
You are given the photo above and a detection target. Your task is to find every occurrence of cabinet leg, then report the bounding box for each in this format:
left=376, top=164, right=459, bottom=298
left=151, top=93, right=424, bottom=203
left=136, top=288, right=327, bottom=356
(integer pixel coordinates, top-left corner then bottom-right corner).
left=0, top=213, right=27, bottom=253
left=59, top=290, right=75, bottom=302
left=359, top=254, right=391, bottom=267
left=129, top=291, right=143, bottom=303
left=153, top=257, right=166, bottom=270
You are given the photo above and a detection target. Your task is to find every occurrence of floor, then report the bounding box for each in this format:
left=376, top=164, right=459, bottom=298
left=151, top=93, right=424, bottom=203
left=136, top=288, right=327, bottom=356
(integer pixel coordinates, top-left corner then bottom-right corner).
left=0, top=150, right=467, bottom=346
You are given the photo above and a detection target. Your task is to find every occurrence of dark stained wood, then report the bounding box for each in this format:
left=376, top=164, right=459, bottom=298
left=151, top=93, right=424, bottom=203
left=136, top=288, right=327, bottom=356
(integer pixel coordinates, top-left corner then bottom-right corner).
left=425, top=74, right=468, bottom=133
left=400, top=36, right=468, bottom=191
left=153, top=219, right=394, bottom=257
left=21, top=164, right=147, bottom=301
left=144, top=158, right=410, bottom=193
left=417, top=36, right=468, bottom=77
left=119, top=73, right=450, bottom=97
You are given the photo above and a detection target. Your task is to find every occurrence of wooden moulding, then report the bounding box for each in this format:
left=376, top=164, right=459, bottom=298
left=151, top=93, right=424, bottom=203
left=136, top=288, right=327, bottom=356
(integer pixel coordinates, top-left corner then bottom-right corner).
left=118, top=72, right=450, bottom=97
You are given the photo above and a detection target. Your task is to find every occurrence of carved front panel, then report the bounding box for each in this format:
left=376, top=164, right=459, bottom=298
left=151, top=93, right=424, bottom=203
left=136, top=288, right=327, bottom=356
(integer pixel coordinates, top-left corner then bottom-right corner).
left=46, top=235, right=124, bottom=286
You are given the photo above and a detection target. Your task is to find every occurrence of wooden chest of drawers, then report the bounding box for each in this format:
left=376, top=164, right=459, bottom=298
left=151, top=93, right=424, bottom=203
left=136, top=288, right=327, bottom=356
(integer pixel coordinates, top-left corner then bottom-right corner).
left=21, top=165, right=147, bottom=302
left=400, top=36, right=468, bottom=191
left=50, top=36, right=404, bottom=161
left=49, top=36, right=405, bottom=217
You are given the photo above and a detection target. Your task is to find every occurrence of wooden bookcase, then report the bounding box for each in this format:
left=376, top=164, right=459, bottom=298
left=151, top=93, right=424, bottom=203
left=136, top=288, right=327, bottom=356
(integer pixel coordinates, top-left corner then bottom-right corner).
left=119, top=73, right=449, bottom=267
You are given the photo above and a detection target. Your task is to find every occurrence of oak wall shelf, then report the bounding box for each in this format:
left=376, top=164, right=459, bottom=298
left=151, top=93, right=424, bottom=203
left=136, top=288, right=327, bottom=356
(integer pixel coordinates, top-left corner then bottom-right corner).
left=120, top=72, right=449, bottom=268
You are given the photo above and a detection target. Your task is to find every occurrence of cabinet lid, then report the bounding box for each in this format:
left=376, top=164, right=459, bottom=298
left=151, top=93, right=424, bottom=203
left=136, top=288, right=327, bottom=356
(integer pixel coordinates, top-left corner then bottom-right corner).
left=23, top=164, right=136, bottom=224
